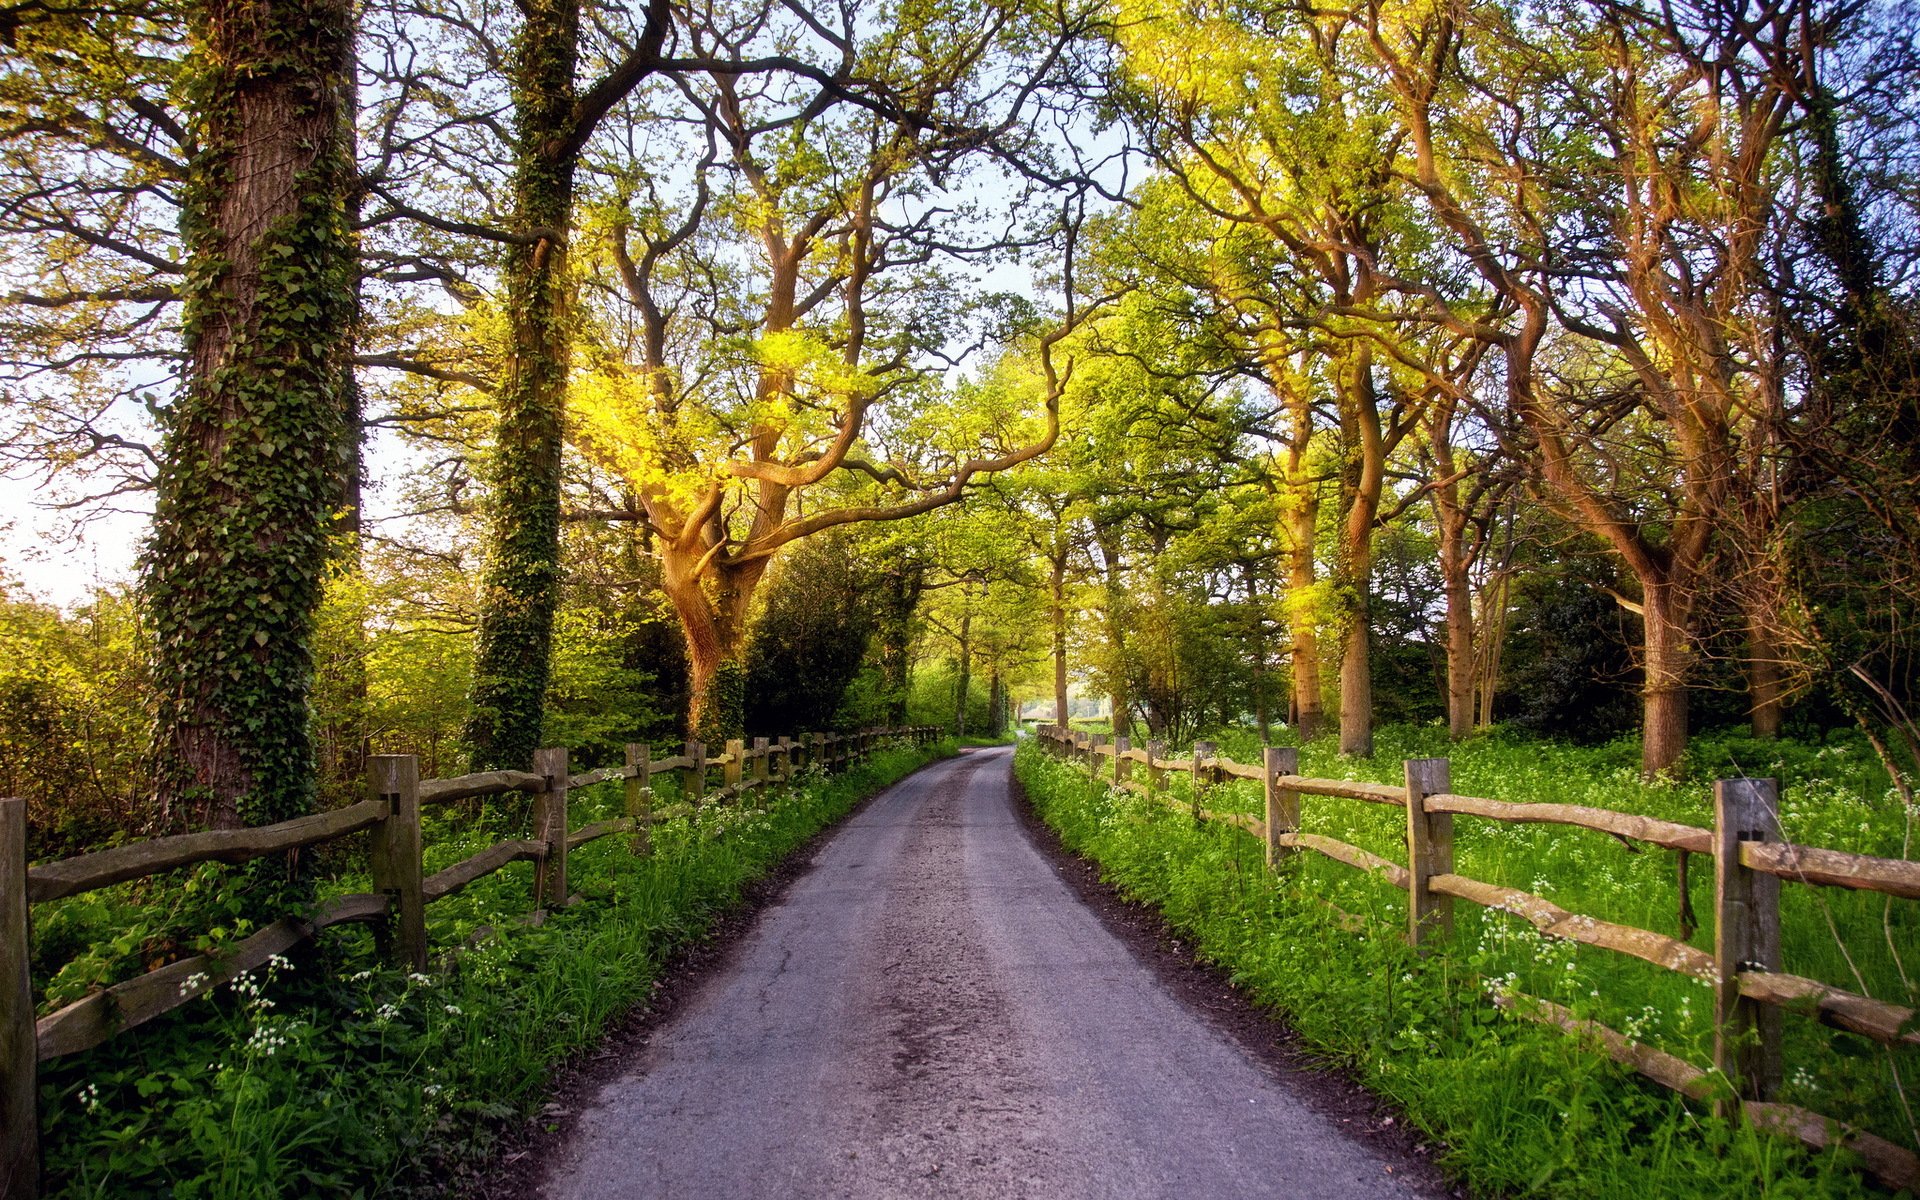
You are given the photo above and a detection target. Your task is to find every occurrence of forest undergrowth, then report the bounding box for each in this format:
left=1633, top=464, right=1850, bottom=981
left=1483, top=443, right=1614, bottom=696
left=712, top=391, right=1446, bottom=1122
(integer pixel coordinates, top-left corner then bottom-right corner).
left=28, top=736, right=955, bottom=1198
left=1016, top=728, right=1917, bottom=1199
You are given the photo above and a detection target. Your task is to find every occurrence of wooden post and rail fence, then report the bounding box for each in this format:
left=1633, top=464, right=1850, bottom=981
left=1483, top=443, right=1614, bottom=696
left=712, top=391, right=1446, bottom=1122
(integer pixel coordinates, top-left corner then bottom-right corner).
left=1037, top=724, right=1920, bottom=1191
left=0, top=725, right=940, bottom=1198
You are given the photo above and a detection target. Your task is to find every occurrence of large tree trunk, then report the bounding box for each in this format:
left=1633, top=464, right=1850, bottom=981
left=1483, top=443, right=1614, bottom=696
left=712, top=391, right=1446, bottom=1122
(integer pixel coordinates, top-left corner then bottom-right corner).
left=462, top=0, right=580, bottom=771
left=149, top=0, right=356, bottom=830
left=1443, top=562, right=1474, bottom=739
left=1641, top=582, right=1692, bottom=777
left=657, top=546, right=767, bottom=740
left=1284, top=484, right=1322, bottom=740
left=1747, top=601, right=1785, bottom=739
left=1336, top=345, right=1383, bottom=758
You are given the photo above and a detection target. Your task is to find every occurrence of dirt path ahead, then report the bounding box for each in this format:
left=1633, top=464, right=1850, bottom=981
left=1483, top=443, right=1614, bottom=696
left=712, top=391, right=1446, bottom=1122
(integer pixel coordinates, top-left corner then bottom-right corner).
left=538, top=746, right=1443, bottom=1200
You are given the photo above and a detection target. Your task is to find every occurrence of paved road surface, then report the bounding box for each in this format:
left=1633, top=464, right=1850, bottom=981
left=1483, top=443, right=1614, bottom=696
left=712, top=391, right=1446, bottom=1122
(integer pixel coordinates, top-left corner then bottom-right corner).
left=540, top=746, right=1438, bottom=1200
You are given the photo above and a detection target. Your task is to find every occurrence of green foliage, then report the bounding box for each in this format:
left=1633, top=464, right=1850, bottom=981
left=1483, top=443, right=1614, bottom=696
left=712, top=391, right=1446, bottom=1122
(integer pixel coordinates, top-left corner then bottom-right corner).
left=1017, top=737, right=1902, bottom=1197
left=0, top=584, right=148, bottom=856
left=460, top=0, right=581, bottom=775
left=542, top=604, right=671, bottom=764
left=744, top=532, right=879, bottom=734
left=35, top=737, right=955, bottom=1197
left=695, top=658, right=747, bottom=745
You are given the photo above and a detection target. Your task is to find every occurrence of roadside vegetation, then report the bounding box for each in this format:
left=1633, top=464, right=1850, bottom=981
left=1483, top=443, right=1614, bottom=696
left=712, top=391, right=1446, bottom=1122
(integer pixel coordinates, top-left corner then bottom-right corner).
left=1017, top=731, right=1914, bottom=1198
left=31, top=737, right=952, bottom=1198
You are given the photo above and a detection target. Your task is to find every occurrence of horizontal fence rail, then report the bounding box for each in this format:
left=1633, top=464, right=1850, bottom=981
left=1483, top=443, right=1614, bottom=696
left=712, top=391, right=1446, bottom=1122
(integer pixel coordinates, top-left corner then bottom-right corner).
left=1035, top=725, right=1920, bottom=1192
left=1, top=726, right=941, bottom=1198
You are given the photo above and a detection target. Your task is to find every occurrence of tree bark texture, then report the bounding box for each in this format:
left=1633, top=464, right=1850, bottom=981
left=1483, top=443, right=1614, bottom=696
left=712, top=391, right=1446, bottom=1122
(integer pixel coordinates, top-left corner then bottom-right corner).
left=462, top=0, right=580, bottom=771
left=1336, top=344, right=1382, bottom=757
left=148, top=0, right=356, bottom=830
left=1282, top=447, right=1322, bottom=741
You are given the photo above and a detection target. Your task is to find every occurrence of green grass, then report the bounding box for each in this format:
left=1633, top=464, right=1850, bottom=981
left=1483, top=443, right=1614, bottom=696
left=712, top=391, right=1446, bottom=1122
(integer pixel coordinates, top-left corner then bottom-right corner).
left=33, top=736, right=955, bottom=1199
left=1016, top=728, right=1915, bottom=1199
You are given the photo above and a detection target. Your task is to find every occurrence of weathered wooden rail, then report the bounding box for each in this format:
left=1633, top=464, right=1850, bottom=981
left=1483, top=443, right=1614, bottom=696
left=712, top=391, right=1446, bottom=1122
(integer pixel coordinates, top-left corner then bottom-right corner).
left=1036, top=725, right=1920, bottom=1191
left=0, top=725, right=939, bottom=1198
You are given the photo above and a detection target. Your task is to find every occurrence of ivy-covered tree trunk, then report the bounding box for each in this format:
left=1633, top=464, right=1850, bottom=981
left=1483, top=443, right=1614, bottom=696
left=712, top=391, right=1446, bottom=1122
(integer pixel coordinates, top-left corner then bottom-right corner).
left=147, top=0, right=355, bottom=831
left=463, top=0, right=580, bottom=771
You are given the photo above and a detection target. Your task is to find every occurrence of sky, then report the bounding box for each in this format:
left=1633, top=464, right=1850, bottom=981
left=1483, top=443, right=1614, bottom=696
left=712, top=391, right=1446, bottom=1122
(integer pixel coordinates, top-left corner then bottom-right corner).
left=0, top=471, right=147, bottom=608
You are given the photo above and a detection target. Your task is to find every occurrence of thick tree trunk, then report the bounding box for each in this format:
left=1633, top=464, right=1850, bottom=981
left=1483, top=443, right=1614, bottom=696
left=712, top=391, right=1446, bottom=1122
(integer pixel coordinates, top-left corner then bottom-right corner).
left=1641, top=583, right=1692, bottom=777
left=1444, top=567, right=1474, bottom=739
left=987, top=669, right=1004, bottom=736
left=1747, top=604, right=1785, bottom=739
left=463, top=0, right=581, bottom=771
left=149, top=0, right=355, bottom=830
left=1338, top=615, right=1373, bottom=757
left=1336, top=345, right=1382, bottom=758
left=657, top=548, right=766, bottom=740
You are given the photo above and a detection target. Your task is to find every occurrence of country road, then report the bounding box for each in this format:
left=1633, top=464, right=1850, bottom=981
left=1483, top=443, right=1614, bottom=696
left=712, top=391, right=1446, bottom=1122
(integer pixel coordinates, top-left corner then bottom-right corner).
left=538, top=745, right=1443, bottom=1200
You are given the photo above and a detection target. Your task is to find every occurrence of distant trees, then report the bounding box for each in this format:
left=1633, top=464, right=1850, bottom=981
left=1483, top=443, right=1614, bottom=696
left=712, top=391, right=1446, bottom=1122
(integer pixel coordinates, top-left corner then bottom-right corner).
left=1072, top=0, right=1920, bottom=774
left=562, top=0, right=1102, bottom=740
left=5, top=0, right=1920, bottom=833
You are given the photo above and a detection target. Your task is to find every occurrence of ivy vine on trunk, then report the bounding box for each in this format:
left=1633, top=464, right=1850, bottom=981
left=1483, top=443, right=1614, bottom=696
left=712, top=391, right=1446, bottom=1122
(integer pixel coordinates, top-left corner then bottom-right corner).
left=145, top=0, right=356, bottom=832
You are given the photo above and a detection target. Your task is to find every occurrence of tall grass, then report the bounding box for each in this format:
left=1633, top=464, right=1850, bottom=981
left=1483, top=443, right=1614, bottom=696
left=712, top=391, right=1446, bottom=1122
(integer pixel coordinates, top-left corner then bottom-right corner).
left=33, top=737, right=954, bottom=1198
left=1017, top=730, right=1913, bottom=1198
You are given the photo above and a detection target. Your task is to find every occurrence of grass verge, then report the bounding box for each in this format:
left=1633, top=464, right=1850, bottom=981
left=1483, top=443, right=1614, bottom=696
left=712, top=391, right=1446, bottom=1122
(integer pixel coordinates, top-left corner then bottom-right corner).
left=35, top=736, right=955, bottom=1198
left=1016, top=736, right=1896, bottom=1199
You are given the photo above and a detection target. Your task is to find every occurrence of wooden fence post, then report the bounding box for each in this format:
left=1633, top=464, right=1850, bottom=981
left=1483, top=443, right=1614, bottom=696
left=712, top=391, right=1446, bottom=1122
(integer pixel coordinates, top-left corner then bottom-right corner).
left=1191, top=740, right=1216, bottom=822
left=1404, top=758, right=1453, bottom=948
left=776, top=736, right=794, bottom=782
left=625, top=743, right=651, bottom=856
left=752, top=737, right=770, bottom=789
left=2, top=797, right=37, bottom=1200
left=1088, top=734, right=1106, bottom=782
left=1264, top=747, right=1300, bottom=871
left=533, top=748, right=569, bottom=908
left=1114, top=736, right=1132, bottom=787
left=368, top=755, right=426, bottom=970
left=682, top=740, right=705, bottom=811
left=1145, top=740, right=1166, bottom=800
left=723, top=738, right=744, bottom=792
left=1714, top=777, right=1784, bottom=1113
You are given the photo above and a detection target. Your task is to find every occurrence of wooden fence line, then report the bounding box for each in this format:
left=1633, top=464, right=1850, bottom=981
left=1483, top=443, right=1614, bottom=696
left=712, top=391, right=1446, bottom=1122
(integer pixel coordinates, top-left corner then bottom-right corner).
left=0, top=725, right=940, bottom=1199
left=1035, top=725, right=1920, bottom=1191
